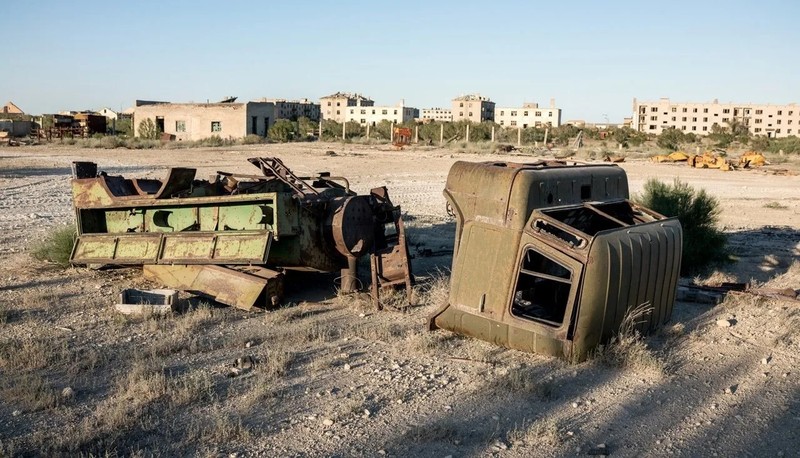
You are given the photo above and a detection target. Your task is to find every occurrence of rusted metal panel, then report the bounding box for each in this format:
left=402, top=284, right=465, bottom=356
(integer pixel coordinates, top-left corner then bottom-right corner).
left=71, top=230, right=272, bottom=265
left=143, top=264, right=283, bottom=311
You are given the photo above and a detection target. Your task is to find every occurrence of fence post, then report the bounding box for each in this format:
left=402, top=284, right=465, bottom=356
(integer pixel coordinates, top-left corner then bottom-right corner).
left=465, top=124, right=470, bottom=143
left=543, top=128, right=549, bottom=147
left=440, top=123, right=444, bottom=145
left=517, top=127, right=521, bottom=146
left=414, top=125, right=419, bottom=143
left=491, top=125, right=495, bottom=142
left=366, top=123, right=370, bottom=139
left=390, top=122, right=395, bottom=143
left=341, top=121, right=345, bottom=140
left=319, top=119, right=322, bottom=141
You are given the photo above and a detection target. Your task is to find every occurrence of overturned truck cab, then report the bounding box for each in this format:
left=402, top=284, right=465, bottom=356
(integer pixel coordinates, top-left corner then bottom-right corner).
left=429, top=160, right=682, bottom=362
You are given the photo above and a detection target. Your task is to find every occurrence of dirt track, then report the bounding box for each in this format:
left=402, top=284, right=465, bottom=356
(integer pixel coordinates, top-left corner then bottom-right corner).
left=1, top=143, right=799, bottom=457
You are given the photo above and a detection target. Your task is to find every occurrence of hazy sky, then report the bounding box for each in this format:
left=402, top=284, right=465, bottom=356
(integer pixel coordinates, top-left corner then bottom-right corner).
left=2, top=0, right=798, bottom=122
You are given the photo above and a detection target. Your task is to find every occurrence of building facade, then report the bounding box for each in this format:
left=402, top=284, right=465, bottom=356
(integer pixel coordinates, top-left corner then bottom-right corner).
left=632, top=98, right=800, bottom=138
left=133, top=101, right=275, bottom=141
left=2, top=101, right=24, bottom=114
left=495, top=101, right=561, bottom=128
left=421, top=108, right=453, bottom=122
left=259, top=98, right=320, bottom=121
left=451, top=94, right=495, bottom=123
left=344, top=101, right=417, bottom=126
left=320, top=92, right=374, bottom=122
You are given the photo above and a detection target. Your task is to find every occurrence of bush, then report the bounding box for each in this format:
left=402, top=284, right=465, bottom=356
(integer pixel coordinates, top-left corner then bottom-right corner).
left=636, top=179, right=726, bottom=275
left=656, top=128, right=686, bottom=151
left=242, top=134, right=265, bottom=145
left=138, top=118, right=160, bottom=140
left=268, top=119, right=296, bottom=142
left=30, top=225, right=77, bottom=268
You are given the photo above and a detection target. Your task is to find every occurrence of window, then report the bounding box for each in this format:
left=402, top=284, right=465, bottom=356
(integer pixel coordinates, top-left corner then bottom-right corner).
left=523, top=111, right=528, bottom=116
left=789, top=120, right=793, bottom=125
left=755, top=119, right=762, bottom=124
left=536, top=111, right=542, bottom=116
left=336, top=102, right=340, bottom=107
left=778, top=110, right=783, bottom=115
left=778, top=119, right=782, bottom=124
left=336, top=110, right=340, bottom=115
left=682, top=108, right=688, bottom=113
left=360, top=119, right=366, bottom=124
left=468, top=112, right=473, bottom=117
left=693, top=108, right=698, bottom=113
left=548, top=111, right=553, bottom=117
left=211, top=121, right=221, bottom=132
left=703, top=117, right=708, bottom=122
left=681, top=126, right=686, bottom=130
left=459, top=103, right=464, bottom=107
left=789, top=111, right=794, bottom=116
left=682, top=117, right=687, bottom=121
left=350, top=109, right=354, bottom=114
left=372, top=110, right=375, bottom=115
left=723, top=109, right=730, bottom=114
left=650, top=116, right=657, bottom=121
left=692, top=117, right=697, bottom=122
left=722, top=117, right=729, bottom=122
left=789, top=129, right=793, bottom=134
left=382, top=109, right=388, bottom=115
left=755, top=128, right=761, bottom=132
left=702, top=126, right=708, bottom=131
left=703, top=108, right=708, bottom=113
left=360, top=109, right=366, bottom=114
left=671, top=107, right=677, bottom=112
left=327, top=102, right=331, bottom=106
left=175, top=120, right=186, bottom=132
left=776, top=129, right=781, bottom=134
left=649, top=125, right=656, bottom=130
left=671, top=116, right=676, bottom=121
left=511, top=111, right=517, bottom=116
left=510, top=120, right=517, bottom=126
left=511, top=249, right=573, bottom=326
left=500, top=110, right=504, bottom=116
left=459, top=112, right=463, bottom=116
left=692, top=126, right=697, bottom=131
left=500, top=120, right=504, bottom=126
left=756, top=109, right=763, bottom=115
left=651, top=107, right=657, bottom=112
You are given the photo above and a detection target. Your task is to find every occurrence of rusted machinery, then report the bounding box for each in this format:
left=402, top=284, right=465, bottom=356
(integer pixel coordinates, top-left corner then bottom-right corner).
left=69, top=157, right=412, bottom=310
left=429, top=160, right=683, bottom=362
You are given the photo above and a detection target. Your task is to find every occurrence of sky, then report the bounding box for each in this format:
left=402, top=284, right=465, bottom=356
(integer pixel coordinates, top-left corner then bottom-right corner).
left=2, top=0, right=799, bottom=122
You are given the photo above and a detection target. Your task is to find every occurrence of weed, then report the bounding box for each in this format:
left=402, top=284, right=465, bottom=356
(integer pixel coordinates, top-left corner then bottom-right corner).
left=764, top=201, right=789, bottom=210
left=499, top=367, right=556, bottom=400
left=30, top=224, right=76, bottom=267
left=507, top=417, right=563, bottom=446
left=417, top=270, right=450, bottom=308
left=593, top=303, right=669, bottom=374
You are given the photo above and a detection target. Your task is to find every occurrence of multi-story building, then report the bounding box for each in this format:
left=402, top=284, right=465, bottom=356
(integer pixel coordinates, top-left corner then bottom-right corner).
left=451, top=94, right=495, bottom=123
left=495, top=100, right=561, bottom=128
left=259, top=98, right=320, bottom=121
left=632, top=97, right=800, bottom=138
left=133, top=100, right=274, bottom=141
left=320, top=92, right=374, bottom=122
left=344, top=100, right=417, bottom=126
left=420, top=108, right=453, bottom=122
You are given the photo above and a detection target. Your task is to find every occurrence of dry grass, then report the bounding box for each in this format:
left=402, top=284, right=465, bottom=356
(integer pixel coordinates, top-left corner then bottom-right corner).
left=150, top=303, right=222, bottom=357
left=417, top=270, right=450, bottom=308
left=0, top=336, right=67, bottom=371
left=499, top=366, right=556, bottom=400
left=168, top=370, right=215, bottom=407
left=763, top=201, right=789, bottom=210
left=507, top=417, right=564, bottom=447
left=593, top=303, right=669, bottom=375
left=0, top=373, right=60, bottom=412
left=186, top=408, right=252, bottom=445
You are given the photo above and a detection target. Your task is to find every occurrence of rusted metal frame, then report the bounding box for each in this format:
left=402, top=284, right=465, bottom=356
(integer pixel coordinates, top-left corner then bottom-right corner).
left=370, top=209, right=413, bottom=309
left=249, top=157, right=320, bottom=197
left=583, top=203, right=631, bottom=228
left=72, top=188, right=279, bottom=209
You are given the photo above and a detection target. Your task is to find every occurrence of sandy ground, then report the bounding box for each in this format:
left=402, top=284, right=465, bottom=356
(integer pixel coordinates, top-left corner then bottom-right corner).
left=0, top=142, right=799, bottom=457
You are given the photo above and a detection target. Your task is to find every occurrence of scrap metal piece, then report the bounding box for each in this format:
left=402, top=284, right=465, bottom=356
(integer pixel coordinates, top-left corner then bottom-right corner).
left=369, top=187, right=414, bottom=308
left=115, top=288, right=178, bottom=315
left=143, top=264, right=283, bottom=311
left=429, top=160, right=683, bottom=362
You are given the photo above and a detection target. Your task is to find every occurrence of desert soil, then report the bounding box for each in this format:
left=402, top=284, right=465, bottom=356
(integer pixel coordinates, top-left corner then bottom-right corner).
left=0, top=142, right=799, bottom=457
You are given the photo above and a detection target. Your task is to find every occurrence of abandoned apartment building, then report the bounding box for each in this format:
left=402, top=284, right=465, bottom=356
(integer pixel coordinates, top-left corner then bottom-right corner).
left=495, top=99, right=563, bottom=128
left=344, top=100, right=418, bottom=126
left=632, top=97, right=800, bottom=138
left=133, top=99, right=276, bottom=141
left=320, top=92, right=374, bottom=123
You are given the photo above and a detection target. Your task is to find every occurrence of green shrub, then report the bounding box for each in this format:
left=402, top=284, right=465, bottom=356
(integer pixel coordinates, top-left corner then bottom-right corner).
left=636, top=179, right=726, bottom=275
left=30, top=225, right=77, bottom=268
left=268, top=119, right=296, bottom=142
left=137, top=118, right=160, bottom=140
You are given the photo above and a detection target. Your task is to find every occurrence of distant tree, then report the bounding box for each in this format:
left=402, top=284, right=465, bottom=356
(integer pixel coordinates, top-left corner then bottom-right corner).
left=114, top=118, right=132, bottom=137
left=656, top=128, right=685, bottom=151
left=137, top=118, right=159, bottom=140
left=268, top=119, right=296, bottom=142
left=297, top=117, right=317, bottom=139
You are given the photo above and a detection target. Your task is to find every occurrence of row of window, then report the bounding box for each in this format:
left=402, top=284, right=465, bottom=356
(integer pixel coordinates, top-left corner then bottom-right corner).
left=644, top=106, right=796, bottom=116
left=171, top=120, right=221, bottom=133
left=648, top=125, right=794, bottom=135
left=498, top=110, right=554, bottom=117
left=644, top=114, right=795, bottom=126
left=350, top=108, right=399, bottom=115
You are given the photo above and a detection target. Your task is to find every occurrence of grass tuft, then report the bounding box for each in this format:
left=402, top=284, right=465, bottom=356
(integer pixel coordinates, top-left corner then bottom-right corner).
left=30, top=225, right=76, bottom=267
